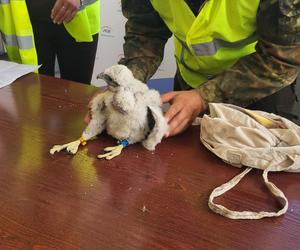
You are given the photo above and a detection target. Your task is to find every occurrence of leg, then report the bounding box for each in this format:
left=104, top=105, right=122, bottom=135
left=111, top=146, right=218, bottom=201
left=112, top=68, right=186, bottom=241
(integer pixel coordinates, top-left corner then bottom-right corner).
left=97, top=145, right=124, bottom=160
left=50, top=119, right=104, bottom=155
left=50, top=93, right=107, bottom=155
left=49, top=129, right=98, bottom=155
left=97, top=140, right=129, bottom=160
left=247, top=79, right=300, bottom=125
left=30, top=20, right=56, bottom=76
left=50, top=137, right=87, bottom=155
left=55, top=26, right=99, bottom=84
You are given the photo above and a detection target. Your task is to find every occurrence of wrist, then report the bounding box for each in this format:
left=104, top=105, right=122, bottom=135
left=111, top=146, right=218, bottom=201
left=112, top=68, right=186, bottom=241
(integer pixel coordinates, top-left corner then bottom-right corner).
left=192, top=89, right=208, bottom=113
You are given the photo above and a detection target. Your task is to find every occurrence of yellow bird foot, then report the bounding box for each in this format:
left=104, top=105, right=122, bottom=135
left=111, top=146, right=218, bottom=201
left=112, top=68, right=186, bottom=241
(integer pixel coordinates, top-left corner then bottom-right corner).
left=97, top=139, right=129, bottom=160
left=97, top=144, right=124, bottom=160
left=50, top=137, right=86, bottom=155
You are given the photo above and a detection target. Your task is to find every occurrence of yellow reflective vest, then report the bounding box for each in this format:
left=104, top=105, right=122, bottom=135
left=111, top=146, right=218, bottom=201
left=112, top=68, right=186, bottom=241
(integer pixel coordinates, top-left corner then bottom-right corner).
left=0, top=0, right=100, bottom=65
left=150, top=0, right=260, bottom=88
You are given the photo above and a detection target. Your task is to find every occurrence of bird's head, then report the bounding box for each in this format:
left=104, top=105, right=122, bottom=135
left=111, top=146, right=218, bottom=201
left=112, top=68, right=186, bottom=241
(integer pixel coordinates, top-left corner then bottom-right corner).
left=97, top=65, right=135, bottom=91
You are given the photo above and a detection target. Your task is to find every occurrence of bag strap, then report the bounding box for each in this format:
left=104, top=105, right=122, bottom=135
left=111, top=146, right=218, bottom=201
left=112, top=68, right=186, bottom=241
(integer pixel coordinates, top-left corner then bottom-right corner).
left=208, top=167, right=288, bottom=219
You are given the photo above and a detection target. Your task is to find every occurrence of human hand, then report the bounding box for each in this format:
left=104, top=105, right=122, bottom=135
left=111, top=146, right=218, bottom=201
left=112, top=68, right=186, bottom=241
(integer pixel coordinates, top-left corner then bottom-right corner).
left=84, top=94, right=96, bottom=124
left=51, top=0, right=81, bottom=24
left=84, top=92, right=105, bottom=124
left=161, top=90, right=207, bottom=137
left=84, top=103, right=92, bottom=124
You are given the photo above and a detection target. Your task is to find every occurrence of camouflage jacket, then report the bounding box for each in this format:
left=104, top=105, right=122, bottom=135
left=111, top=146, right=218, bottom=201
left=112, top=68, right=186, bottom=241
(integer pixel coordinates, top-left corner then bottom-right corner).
left=119, top=0, right=300, bottom=107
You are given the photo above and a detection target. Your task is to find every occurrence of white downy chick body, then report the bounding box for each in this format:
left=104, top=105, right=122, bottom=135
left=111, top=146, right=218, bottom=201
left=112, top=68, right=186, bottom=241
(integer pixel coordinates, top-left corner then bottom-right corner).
left=83, top=65, right=168, bottom=151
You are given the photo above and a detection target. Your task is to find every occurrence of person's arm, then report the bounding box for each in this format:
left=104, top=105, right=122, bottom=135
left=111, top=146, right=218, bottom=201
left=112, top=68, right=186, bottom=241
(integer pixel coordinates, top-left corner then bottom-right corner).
left=119, top=0, right=172, bottom=82
left=197, top=0, right=300, bottom=107
left=163, top=0, right=300, bottom=137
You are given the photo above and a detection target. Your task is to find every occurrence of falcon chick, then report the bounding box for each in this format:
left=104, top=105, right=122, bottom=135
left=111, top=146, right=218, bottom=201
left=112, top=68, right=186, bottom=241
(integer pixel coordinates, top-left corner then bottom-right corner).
left=50, top=65, right=168, bottom=159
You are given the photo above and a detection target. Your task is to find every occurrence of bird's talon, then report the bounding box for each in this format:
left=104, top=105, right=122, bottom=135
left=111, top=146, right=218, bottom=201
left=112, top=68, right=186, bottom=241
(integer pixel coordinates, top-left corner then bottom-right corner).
left=97, top=152, right=110, bottom=159
left=50, top=145, right=63, bottom=154
left=103, top=146, right=119, bottom=151
left=50, top=139, right=82, bottom=155
left=97, top=145, right=124, bottom=160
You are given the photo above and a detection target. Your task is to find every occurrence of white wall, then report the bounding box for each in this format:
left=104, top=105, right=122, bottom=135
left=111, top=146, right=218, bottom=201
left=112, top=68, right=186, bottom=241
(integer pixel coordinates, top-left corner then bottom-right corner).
left=91, top=0, right=176, bottom=87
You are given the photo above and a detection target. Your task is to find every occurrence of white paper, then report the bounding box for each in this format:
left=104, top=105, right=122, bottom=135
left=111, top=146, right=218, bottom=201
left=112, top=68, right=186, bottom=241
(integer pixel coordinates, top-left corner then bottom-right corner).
left=0, top=60, right=40, bottom=88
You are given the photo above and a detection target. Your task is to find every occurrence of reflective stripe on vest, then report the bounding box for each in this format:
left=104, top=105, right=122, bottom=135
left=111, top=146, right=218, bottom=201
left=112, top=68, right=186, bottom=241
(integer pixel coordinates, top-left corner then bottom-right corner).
left=150, top=0, right=260, bottom=88
left=79, top=0, right=97, bottom=9
left=175, top=32, right=257, bottom=57
left=191, top=32, right=258, bottom=57
left=0, top=0, right=38, bottom=65
left=1, top=32, right=33, bottom=50
left=0, top=0, right=100, bottom=64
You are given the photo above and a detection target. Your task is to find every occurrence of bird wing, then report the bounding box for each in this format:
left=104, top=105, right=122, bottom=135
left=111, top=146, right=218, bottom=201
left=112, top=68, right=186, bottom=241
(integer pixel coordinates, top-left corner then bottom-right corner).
left=142, top=105, right=168, bottom=151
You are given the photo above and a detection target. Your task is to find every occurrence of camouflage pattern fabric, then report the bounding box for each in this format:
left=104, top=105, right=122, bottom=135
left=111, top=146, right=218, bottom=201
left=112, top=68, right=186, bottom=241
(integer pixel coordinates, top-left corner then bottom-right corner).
left=119, top=0, right=300, bottom=107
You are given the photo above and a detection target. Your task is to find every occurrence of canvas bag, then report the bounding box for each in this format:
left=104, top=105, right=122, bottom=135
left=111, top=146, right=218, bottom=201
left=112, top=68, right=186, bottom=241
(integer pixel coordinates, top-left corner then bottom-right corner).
left=200, top=103, right=300, bottom=219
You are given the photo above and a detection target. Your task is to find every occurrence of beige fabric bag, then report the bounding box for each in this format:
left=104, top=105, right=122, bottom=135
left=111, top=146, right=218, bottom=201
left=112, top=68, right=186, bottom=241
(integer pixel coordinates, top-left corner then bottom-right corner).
left=200, top=103, right=300, bottom=219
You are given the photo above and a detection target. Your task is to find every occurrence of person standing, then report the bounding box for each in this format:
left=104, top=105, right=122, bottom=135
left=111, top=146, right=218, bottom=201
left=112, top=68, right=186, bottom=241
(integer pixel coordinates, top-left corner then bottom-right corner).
left=0, top=0, right=100, bottom=84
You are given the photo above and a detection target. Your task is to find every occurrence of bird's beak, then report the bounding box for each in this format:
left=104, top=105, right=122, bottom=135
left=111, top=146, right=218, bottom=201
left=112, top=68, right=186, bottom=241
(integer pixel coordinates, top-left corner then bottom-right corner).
left=97, top=72, right=105, bottom=80
left=97, top=72, right=119, bottom=88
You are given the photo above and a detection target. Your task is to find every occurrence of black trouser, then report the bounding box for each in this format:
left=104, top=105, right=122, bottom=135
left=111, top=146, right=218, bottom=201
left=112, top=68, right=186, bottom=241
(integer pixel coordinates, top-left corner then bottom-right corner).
left=30, top=20, right=98, bottom=84
left=247, top=80, right=300, bottom=125
left=174, top=70, right=300, bottom=125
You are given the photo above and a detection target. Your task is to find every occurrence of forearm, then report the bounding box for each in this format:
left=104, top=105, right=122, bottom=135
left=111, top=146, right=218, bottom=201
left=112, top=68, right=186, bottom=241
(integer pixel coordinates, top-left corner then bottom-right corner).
left=198, top=0, right=300, bottom=107
left=119, top=0, right=172, bottom=82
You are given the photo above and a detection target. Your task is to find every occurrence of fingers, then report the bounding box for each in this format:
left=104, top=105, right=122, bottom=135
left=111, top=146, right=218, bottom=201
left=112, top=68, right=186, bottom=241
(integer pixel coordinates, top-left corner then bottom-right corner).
left=51, top=0, right=64, bottom=24
left=164, top=100, right=181, bottom=123
left=84, top=99, right=94, bottom=124
left=65, top=10, right=78, bottom=23
left=162, top=90, right=206, bottom=137
left=51, top=0, right=80, bottom=24
left=84, top=92, right=105, bottom=124
left=164, top=102, right=194, bottom=137
left=58, top=8, right=73, bottom=23
left=166, top=111, right=191, bottom=137
left=161, top=91, right=178, bottom=103
left=84, top=110, right=91, bottom=124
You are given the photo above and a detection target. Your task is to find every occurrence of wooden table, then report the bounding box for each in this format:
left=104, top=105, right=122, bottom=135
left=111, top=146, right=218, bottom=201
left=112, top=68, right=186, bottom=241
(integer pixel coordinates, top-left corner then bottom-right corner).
left=0, top=73, right=299, bottom=250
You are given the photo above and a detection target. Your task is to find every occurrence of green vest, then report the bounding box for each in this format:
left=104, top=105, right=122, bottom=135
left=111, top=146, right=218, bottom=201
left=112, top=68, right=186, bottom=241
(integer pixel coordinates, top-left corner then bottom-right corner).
left=0, top=0, right=100, bottom=65
left=150, top=0, right=260, bottom=88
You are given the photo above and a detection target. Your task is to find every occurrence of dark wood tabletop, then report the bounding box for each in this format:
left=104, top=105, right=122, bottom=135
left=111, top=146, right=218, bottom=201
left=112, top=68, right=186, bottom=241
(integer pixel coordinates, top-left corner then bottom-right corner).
left=0, top=73, right=299, bottom=250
